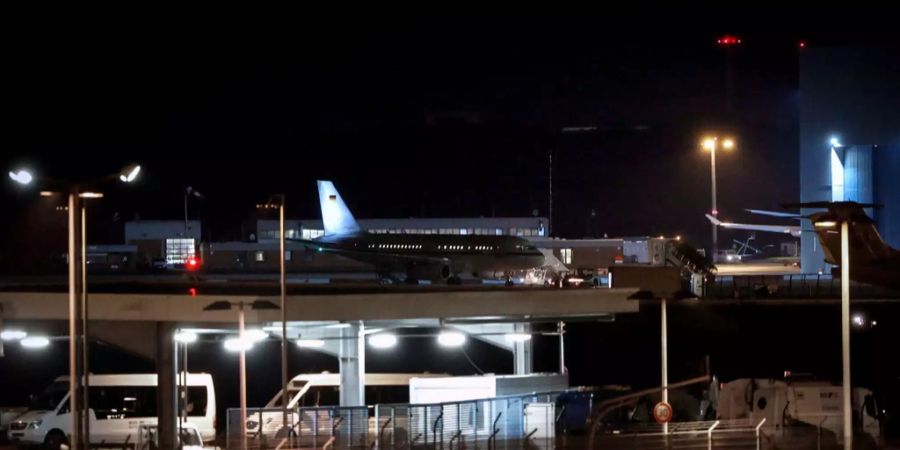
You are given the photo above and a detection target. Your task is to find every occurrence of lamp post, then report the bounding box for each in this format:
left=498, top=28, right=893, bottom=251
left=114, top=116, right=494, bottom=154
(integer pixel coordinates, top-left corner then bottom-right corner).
left=701, top=137, right=735, bottom=262
left=9, top=165, right=140, bottom=450
left=812, top=216, right=852, bottom=449
left=204, top=300, right=279, bottom=450
left=257, top=195, right=290, bottom=438
left=840, top=219, right=852, bottom=450
left=174, top=330, right=198, bottom=450
left=811, top=212, right=854, bottom=449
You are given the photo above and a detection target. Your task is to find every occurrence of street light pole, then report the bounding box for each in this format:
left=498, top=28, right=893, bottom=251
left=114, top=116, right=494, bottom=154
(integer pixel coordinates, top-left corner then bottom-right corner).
left=703, top=137, right=734, bottom=262
left=239, top=302, right=248, bottom=450
left=81, top=203, right=90, bottom=446
left=278, top=195, right=290, bottom=439
left=841, top=220, right=852, bottom=450
left=710, top=144, right=718, bottom=262
left=67, top=192, right=84, bottom=450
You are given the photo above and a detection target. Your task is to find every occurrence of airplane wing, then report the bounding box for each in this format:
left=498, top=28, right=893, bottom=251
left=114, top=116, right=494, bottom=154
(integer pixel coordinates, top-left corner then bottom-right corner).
left=705, top=214, right=801, bottom=237
left=745, top=209, right=802, bottom=219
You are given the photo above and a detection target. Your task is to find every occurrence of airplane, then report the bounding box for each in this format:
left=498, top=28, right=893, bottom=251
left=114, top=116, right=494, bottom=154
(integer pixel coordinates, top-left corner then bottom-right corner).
left=288, top=180, right=546, bottom=285
left=799, top=201, right=900, bottom=289
left=708, top=202, right=900, bottom=289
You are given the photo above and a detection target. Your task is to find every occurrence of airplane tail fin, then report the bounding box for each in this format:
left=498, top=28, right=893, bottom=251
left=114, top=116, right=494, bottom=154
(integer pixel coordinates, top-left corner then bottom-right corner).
left=801, top=202, right=896, bottom=263
left=317, top=180, right=362, bottom=237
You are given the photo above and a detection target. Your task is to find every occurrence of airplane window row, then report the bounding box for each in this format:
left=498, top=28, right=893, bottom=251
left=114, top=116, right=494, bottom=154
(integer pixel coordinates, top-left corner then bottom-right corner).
left=370, top=244, right=423, bottom=250
left=365, top=228, right=542, bottom=236
left=437, top=245, right=497, bottom=251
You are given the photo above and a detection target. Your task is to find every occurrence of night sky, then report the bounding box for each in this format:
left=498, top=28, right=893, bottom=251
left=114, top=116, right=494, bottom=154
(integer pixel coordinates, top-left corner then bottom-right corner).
left=4, top=19, right=897, bottom=270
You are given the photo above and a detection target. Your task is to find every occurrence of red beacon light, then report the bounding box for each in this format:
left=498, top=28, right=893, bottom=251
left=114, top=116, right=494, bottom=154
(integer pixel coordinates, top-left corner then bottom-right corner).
left=186, top=257, right=200, bottom=271
left=717, top=35, right=742, bottom=46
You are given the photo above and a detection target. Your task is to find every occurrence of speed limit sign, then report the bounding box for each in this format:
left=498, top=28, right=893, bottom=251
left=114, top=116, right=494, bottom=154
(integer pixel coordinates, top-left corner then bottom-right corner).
left=653, top=401, right=673, bottom=424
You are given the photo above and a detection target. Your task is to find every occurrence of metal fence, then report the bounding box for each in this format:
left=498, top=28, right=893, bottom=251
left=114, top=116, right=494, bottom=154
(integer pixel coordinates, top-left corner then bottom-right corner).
left=227, top=405, right=369, bottom=450
left=374, top=392, right=562, bottom=450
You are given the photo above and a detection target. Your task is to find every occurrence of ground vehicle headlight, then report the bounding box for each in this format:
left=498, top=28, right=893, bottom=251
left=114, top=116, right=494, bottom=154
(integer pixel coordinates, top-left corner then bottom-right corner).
left=28, top=419, right=42, bottom=429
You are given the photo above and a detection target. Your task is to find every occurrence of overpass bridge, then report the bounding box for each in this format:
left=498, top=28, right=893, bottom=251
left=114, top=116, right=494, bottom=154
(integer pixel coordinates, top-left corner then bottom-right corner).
left=0, top=276, right=638, bottom=402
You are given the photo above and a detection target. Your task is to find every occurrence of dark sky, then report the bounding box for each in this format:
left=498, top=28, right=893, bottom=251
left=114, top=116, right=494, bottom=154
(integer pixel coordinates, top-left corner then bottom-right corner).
left=2, top=18, right=898, bottom=263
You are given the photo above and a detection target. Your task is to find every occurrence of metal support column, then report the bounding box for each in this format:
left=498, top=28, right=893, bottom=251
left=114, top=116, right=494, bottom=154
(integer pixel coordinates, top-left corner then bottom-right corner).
left=156, top=322, right=178, bottom=450
left=558, top=321, right=566, bottom=374
left=513, top=323, right=532, bottom=375
left=339, top=322, right=365, bottom=406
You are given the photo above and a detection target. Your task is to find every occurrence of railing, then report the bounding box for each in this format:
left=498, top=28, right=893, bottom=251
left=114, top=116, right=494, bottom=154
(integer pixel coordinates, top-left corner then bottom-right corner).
left=227, top=405, right=369, bottom=450
left=374, top=391, right=564, bottom=450
left=591, top=418, right=767, bottom=450
left=706, top=273, right=900, bottom=299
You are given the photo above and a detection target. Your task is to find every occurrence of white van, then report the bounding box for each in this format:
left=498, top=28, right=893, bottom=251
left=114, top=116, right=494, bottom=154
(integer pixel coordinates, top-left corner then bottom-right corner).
left=247, top=373, right=445, bottom=437
left=7, top=373, right=216, bottom=448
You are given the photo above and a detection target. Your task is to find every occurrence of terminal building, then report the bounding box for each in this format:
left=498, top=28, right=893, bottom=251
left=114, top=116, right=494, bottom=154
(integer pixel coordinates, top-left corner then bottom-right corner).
left=799, top=45, right=900, bottom=273
left=113, top=216, right=691, bottom=279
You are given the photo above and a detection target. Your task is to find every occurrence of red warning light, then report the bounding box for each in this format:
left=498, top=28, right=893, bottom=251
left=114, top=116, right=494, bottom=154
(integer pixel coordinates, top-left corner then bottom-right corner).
left=188, top=287, right=198, bottom=297
left=186, top=257, right=200, bottom=271
left=717, top=35, right=742, bottom=46
left=799, top=41, right=807, bottom=48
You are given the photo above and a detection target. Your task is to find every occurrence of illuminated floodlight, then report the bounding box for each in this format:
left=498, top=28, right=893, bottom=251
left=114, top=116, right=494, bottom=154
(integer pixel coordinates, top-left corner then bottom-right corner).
left=296, top=339, right=326, bottom=348
left=504, top=333, right=532, bottom=343
left=830, top=136, right=841, bottom=147
left=722, top=138, right=735, bottom=150
left=814, top=221, right=837, bottom=228
left=437, top=331, right=466, bottom=347
left=244, top=329, right=268, bottom=342
left=368, top=333, right=398, bottom=349
left=8, top=170, right=33, bottom=185
left=852, top=314, right=865, bottom=327
left=1, top=330, right=28, bottom=341
left=174, top=331, right=199, bottom=344
left=21, top=336, right=50, bottom=349
left=119, top=165, right=141, bottom=183
left=224, top=337, right=254, bottom=352
left=702, top=138, right=716, bottom=151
